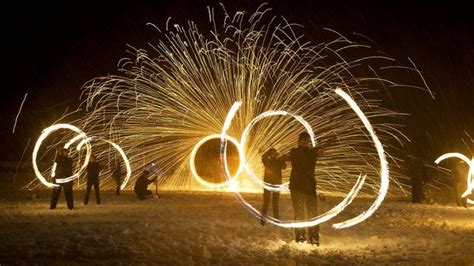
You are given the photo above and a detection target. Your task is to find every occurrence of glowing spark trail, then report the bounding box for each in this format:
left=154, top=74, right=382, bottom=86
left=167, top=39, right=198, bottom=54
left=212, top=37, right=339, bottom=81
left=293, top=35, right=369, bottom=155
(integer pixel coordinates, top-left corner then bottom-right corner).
left=190, top=134, right=244, bottom=188
left=435, top=152, right=474, bottom=205
left=12, top=93, right=28, bottom=133
left=27, top=4, right=428, bottom=197
left=217, top=87, right=388, bottom=229
left=52, top=131, right=91, bottom=183
left=240, top=110, right=317, bottom=192
left=219, top=98, right=363, bottom=228
left=332, top=88, right=389, bottom=229
left=77, top=137, right=132, bottom=189
left=32, top=124, right=91, bottom=188
left=33, top=125, right=132, bottom=189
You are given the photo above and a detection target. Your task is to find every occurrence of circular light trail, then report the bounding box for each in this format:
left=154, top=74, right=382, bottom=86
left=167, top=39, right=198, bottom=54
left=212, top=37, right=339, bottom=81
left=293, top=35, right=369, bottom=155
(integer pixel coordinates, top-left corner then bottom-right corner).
left=77, top=137, right=133, bottom=190
left=332, top=88, right=390, bottom=229
left=32, top=124, right=91, bottom=188
left=435, top=152, right=474, bottom=205
left=33, top=124, right=132, bottom=190
left=190, top=134, right=245, bottom=188
left=240, top=110, right=317, bottom=192
left=208, top=88, right=389, bottom=229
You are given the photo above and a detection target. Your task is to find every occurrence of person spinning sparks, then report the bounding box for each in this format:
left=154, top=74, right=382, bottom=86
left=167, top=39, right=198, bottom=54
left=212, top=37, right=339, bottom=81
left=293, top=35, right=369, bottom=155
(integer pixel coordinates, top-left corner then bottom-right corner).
left=50, top=148, right=74, bottom=210
left=285, top=132, right=326, bottom=245
left=134, top=169, right=159, bottom=200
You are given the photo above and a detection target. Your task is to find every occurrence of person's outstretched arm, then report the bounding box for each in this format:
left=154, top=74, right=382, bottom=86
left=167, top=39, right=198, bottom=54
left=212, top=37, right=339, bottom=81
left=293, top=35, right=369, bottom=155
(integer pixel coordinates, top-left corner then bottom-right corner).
left=148, top=174, right=159, bottom=184
left=311, top=138, right=336, bottom=156
left=278, top=152, right=291, bottom=162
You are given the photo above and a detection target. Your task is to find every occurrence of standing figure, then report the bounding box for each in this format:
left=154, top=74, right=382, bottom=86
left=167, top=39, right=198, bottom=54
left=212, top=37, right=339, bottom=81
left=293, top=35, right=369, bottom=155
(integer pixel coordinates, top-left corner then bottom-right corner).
left=407, top=155, right=427, bottom=204
left=112, top=162, right=123, bottom=195
left=84, top=155, right=101, bottom=205
left=406, top=141, right=430, bottom=204
left=50, top=148, right=74, bottom=210
left=452, top=159, right=468, bottom=208
left=260, top=148, right=286, bottom=225
left=134, top=170, right=158, bottom=200
left=286, top=132, right=324, bottom=245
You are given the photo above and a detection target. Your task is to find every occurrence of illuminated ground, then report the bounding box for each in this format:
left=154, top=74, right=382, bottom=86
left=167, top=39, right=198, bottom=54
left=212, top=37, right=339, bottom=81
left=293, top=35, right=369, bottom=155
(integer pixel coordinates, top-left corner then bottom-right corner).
left=0, top=183, right=473, bottom=265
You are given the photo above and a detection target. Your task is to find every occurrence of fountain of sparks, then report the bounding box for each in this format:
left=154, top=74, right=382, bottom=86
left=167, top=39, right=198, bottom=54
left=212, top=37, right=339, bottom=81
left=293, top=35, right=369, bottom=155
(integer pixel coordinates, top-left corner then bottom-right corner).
left=27, top=4, right=429, bottom=202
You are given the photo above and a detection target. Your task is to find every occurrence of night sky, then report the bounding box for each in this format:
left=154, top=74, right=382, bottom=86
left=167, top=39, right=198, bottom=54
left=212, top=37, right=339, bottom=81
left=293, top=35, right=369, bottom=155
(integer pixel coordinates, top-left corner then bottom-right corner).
left=2, top=0, right=473, bottom=161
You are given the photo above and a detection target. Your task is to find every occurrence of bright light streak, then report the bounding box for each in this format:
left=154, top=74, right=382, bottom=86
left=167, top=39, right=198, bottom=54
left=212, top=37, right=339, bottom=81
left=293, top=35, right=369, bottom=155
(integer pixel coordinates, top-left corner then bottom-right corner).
left=77, top=137, right=133, bottom=189
left=190, top=134, right=244, bottom=188
left=33, top=124, right=132, bottom=190
left=222, top=108, right=367, bottom=227
left=332, top=88, right=389, bottom=229
left=240, top=110, right=317, bottom=192
left=435, top=152, right=474, bottom=204
left=215, top=87, right=389, bottom=229
left=32, top=124, right=91, bottom=188
left=228, top=179, right=239, bottom=192
left=28, top=4, right=429, bottom=195
left=54, top=132, right=91, bottom=183
left=12, top=93, right=28, bottom=133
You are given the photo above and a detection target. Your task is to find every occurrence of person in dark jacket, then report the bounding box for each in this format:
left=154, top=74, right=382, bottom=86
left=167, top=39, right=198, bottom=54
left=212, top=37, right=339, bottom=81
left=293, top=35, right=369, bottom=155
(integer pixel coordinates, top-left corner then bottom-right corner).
left=134, top=170, right=158, bottom=200
left=112, top=162, right=122, bottom=195
left=406, top=141, right=429, bottom=204
left=452, top=159, right=468, bottom=208
left=50, top=148, right=74, bottom=210
left=407, top=155, right=427, bottom=204
left=286, top=132, right=324, bottom=245
left=84, top=155, right=101, bottom=205
left=260, top=148, right=286, bottom=225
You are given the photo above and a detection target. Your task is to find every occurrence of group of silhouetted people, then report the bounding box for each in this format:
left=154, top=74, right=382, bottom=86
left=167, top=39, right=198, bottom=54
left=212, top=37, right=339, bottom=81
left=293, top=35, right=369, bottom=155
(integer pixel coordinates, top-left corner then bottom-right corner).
left=49, top=131, right=470, bottom=247
left=50, top=148, right=158, bottom=210
left=259, top=132, right=472, bottom=246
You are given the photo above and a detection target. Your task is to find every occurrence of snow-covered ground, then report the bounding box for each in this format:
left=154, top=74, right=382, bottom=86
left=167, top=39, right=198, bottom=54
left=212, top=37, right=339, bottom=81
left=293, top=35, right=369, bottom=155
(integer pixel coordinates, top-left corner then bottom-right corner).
left=0, top=183, right=473, bottom=265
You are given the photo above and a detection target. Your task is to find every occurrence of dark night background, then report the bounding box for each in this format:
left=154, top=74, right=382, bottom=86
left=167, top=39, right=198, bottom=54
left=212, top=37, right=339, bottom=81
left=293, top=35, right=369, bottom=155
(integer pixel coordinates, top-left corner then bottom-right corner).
left=1, top=0, right=473, bottom=163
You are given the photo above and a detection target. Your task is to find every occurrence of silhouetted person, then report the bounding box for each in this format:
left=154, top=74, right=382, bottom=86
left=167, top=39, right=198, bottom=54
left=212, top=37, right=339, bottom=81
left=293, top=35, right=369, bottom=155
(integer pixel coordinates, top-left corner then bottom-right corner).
left=50, top=148, right=74, bottom=210
left=452, top=159, right=468, bottom=208
left=84, top=155, right=101, bottom=205
left=134, top=170, right=158, bottom=200
left=407, top=155, right=427, bottom=204
left=286, top=132, right=324, bottom=245
left=260, top=148, right=286, bottom=226
left=112, top=162, right=123, bottom=195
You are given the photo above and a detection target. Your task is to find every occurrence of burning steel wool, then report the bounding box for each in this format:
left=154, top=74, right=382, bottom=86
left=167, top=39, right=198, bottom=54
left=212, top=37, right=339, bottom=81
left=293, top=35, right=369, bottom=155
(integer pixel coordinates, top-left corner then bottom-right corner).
left=26, top=4, right=431, bottom=203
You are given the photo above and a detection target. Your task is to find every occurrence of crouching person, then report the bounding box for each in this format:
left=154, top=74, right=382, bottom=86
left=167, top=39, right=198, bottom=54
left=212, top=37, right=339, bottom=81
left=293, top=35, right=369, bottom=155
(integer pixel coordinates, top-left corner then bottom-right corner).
left=134, top=170, right=158, bottom=200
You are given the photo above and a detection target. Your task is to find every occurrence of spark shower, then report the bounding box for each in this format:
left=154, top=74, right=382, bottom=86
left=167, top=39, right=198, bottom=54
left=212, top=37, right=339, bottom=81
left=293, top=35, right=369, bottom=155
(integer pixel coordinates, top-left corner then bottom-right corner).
left=28, top=4, right=434, bottom=227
